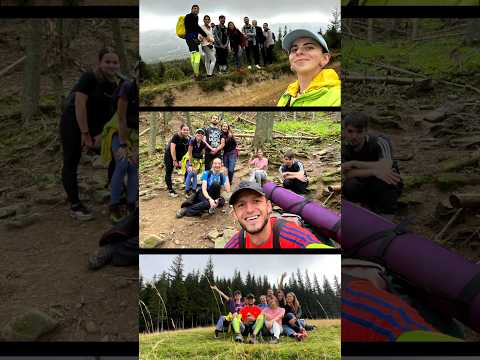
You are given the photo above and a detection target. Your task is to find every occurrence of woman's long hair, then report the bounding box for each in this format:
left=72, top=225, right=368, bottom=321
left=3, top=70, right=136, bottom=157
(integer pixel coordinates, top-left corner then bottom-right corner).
left=286, top=292, right=301, bottom=314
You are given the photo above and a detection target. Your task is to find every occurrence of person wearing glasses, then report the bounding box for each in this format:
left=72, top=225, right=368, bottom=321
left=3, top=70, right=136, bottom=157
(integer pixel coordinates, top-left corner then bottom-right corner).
left=277, top=29, right=341, bottom=107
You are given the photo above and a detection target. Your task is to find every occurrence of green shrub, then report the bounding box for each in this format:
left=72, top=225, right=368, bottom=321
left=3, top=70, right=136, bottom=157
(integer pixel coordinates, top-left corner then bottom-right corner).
left=198, top=78, right=227, bottom=92
left=164, top=67, right=185, bottom=81
left=226, top=72, right=244, bottom=84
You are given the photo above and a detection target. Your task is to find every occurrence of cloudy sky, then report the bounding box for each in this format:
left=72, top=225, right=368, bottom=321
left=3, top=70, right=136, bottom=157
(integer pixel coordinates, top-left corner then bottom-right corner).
left=140, top=255, right=340, bottom=285
left=140, top=0, right=339, bottom=32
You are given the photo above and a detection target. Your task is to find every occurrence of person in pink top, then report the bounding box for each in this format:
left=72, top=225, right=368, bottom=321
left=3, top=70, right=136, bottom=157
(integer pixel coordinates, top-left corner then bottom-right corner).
left=249, top=149, right=269, bottom=185
left=262, top=295, right=285, bottom=344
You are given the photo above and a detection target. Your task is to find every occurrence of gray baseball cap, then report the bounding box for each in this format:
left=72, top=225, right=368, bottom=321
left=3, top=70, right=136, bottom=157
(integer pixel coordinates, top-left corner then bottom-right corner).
left=282, top=29, right=329, bottom=53
left=229, top=181, right=266, bottom=206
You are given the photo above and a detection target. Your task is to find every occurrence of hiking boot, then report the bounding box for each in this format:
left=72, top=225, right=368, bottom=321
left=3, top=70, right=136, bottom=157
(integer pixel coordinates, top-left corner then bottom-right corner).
left=269, top=337, right=279, bottom=344
left=208, top=207, right=216, bottom=215
left=234, top=334, right=244, bottom=343
left=176, top=208, right=187, bottom=218
left=88, top=245, right=113, bottom=270
left=169, top=190, right=178, bottom=198
left=214, top=329, right=220, bottom=339
left=249, top=334, right=257, bottom=344
left=70, top=202, right=94, bottom=221
left=304, top=324, right=316, bottom=331
left=109, top=203, right=124, bottom=224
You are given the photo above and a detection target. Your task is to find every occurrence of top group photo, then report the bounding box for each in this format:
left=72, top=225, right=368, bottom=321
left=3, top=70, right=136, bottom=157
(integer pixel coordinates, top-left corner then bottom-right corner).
left=140, top=0, right=341, bottom=107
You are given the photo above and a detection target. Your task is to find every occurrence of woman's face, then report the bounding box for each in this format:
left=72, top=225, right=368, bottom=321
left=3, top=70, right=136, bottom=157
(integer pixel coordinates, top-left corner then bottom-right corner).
left=288, top=37, right=330, bottom=75
left=98, top=53, right=120, bottom=78
left=257, top=151, right=263, bottom=158
left=286, top=293, right=294, bottom=304
left=277, top=291, right=284, bottom=300
left=228, top=23, right=234, bottom=30
left=204, top=17, right=210, bottom=26
left=180, top=126, right=190, bottom=137
left=221, top=124, right=229, bottom=132
left=195, top=133, right=204, bottom=141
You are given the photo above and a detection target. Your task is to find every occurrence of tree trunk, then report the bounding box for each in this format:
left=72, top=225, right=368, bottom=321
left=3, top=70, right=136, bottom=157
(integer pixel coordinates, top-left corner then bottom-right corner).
left=184, top=112, right=191, bottom=129
left=253, top=112, right=273, bottom=149
left=110, top=18, right=129, bottom=74
left=51, top=19, right=65, bottom=114
left=22, top=19, right=42, bottom=126
left=148, top=113, right=158, bottom=157
left=411, top=19, right=418, bottom=40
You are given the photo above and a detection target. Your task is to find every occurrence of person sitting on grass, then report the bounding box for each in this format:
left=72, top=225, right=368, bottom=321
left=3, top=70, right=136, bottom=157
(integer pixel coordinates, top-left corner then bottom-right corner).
left=249, top=149, right=268, bottom=186
left=224, top=181, right=330, bottom=249
left=262, top=295, right=285, bottom=344
left=276, top=289, right=287, bottom=308
left=232, top=293, right=265, bottom=343
left=176, top=157, right=230, bottom=218
left=182, top=128, right=207, bottom=196
left=283, top=292, right=308, bottom=341
left=258, top=295, right=268, bottom=310
left=211, top=286, right=244, bottom=339
left=279, top=150, right=309, bottom=195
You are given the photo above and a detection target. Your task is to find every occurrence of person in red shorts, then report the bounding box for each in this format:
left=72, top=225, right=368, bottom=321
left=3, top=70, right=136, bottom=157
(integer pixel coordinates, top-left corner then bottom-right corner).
left=224, top=181, right=331, bottom=249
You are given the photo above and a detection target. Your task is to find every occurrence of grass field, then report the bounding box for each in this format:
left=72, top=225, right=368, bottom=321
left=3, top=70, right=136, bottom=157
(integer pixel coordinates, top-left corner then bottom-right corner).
left=140, top=319, right=340, bottom=360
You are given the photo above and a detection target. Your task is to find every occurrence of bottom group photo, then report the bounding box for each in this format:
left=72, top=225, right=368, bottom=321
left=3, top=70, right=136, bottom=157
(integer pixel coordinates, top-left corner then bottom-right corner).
left=139, top=254, right=340, bottom=359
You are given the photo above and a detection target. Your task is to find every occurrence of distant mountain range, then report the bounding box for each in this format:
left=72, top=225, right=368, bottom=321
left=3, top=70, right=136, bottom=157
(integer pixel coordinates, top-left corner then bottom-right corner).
left=140, top=23, right=327, bottom=64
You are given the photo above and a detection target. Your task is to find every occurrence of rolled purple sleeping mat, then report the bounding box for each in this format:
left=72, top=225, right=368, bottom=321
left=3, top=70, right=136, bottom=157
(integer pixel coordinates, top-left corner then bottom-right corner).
left=262, top=182, right=341, bottom=242
left=343, top=200, right=480, bottom=332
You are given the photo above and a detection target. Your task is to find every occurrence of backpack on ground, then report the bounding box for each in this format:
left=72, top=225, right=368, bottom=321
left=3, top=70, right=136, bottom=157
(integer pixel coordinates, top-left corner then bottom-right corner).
left=176, top=16, right=186, bottom=38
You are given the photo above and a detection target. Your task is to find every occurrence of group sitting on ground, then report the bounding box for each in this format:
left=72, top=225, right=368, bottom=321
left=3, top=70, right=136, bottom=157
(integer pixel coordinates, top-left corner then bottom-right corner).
left=163, top=115, right=333, bottom=248
left=211, top=281, right=316, bottom=344
left=182, top=4, right=276, bottom=79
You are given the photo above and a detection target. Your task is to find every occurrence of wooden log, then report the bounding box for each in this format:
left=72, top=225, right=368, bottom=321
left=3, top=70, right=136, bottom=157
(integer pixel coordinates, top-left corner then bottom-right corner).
left=413, top=32, right=464, bottom=41
left=342, top=74, right=420, bottom=85
left=234, top=133, right=318, bottom=140
left=327, top=184, right=342, bottom=193
left=449, top=194, right=480, bottom=209
left=435, top=173, right=480, bottom=191
left=449, top=135, right=480, bottom=149
left=439, top=151, right=480, bottom=172
left=435, top=208, right=463, bottom=243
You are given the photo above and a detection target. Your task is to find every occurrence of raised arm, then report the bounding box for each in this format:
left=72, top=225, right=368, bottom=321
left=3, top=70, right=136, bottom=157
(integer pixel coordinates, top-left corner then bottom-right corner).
left=277, top=272, right=287, bottom=290
left=210, top=285, right=230, bottom=301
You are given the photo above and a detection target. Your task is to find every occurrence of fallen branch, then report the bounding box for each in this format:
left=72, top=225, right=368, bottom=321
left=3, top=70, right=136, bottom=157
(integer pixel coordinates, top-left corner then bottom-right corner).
left=449, top=194, right=480, bottom=209
left=435, top=208, right=463, bottom=242
left=234, top=133, right=318, bottom=140
left=0, top=55, right=26, bottom=78
left=236, top=116, right=289, bottom=137
left=342, top=74, right=420, bottom=85
left=140, top=127, right=150, bottom=137
left=439, top=151, right=480, bottom=172
left=413, top=32, right=464, bottom=42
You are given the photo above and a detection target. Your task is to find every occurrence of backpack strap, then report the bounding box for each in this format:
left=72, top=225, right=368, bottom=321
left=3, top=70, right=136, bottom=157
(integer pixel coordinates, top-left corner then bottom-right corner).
left=344, top=217, right=412, bottom=264
left=272, top=218, right=289, bottom=249
left=239, top=229, right=246, bottom=249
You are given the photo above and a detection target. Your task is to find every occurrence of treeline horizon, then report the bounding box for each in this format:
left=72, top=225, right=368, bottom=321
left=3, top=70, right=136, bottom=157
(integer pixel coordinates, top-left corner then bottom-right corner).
left=139, top=255, right=341, bottom=333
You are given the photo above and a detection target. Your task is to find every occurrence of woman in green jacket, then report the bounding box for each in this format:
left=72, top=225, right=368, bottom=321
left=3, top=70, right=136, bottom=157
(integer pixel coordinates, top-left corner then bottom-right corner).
left=277, top=29, right=341, bottom=107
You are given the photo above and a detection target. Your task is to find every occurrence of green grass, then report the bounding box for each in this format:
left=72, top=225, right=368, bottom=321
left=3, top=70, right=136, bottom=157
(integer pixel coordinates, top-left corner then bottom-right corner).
left=341, top=0, right=479, bottom=4
left=140, top=319, right=340, bottom=360
left=274, top=119, right=340, bottom=138
left=343, top=37, right=480, bottom=79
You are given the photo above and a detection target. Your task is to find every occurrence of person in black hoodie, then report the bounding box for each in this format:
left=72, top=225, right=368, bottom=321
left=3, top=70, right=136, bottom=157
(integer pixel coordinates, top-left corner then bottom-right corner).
left=184, top=4, right=207, bottom=79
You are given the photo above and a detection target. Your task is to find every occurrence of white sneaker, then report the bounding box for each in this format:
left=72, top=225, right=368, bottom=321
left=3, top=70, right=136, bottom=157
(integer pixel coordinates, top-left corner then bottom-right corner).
left=255, top=64, right=261, bottom=69
left=247, top=65, right=252, bottom=70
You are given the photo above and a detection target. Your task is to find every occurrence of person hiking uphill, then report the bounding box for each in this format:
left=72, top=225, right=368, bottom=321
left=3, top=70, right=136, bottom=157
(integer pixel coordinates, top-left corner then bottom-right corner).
left=60, top=47, right=120, bottom=221
left=184, top=4, right=208, bottom=79
left=277, top=29, right=340, bottom=106
left=224, top=181, right=330, bottom=249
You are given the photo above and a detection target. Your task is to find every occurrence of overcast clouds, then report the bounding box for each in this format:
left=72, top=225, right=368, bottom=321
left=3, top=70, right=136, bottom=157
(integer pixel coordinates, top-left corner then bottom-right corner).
left=140, top=255, right=340, bottom=286
left=140, top=0, right=339, bottom=32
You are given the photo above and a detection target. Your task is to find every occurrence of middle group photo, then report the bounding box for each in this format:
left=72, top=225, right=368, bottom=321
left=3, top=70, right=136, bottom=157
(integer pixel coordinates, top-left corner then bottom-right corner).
left=139, top=111, right=341, bottom=249
left=139, top=0, right=341, bottom=106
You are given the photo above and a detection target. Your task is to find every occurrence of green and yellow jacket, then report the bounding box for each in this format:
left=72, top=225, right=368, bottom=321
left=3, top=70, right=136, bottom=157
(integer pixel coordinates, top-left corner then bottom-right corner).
left=277, top=68, right=341, bottom=107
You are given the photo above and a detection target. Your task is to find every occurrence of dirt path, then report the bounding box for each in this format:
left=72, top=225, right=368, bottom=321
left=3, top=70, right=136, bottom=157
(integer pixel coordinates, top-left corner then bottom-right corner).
left=153, top=75, right=296, bottom=107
